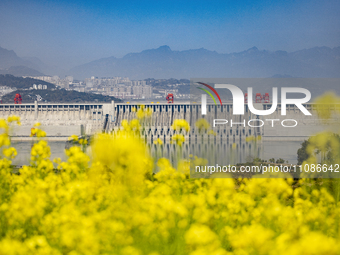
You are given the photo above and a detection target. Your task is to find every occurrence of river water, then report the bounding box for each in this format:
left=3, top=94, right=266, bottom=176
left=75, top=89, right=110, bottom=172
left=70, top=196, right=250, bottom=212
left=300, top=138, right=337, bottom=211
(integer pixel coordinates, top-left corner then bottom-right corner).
left=10, top=140, right=303, bottom=166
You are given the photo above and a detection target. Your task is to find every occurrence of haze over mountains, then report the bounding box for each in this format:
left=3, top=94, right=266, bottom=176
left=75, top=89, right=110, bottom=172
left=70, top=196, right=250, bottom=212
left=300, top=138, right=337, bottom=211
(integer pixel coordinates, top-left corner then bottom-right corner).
left=1, top=45, right=340, bottom=79
left=70, top=45, right=340, bottom=80
left=0, top=47, right=44, bottom=76
left=0, top=46, right=59, bottom=76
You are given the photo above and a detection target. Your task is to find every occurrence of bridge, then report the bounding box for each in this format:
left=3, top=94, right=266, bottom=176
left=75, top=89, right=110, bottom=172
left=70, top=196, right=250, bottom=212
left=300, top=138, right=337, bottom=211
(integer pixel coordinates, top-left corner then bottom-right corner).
left=0, top=101, right=337, bottom=141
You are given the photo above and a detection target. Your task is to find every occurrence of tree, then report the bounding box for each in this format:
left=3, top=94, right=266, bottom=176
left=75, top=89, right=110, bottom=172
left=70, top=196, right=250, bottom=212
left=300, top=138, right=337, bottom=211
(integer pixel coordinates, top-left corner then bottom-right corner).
left=297, top=134, right=340, bottom=165
left=297, top=140, right=309, bottom=165
left=276, top=158, right=285, bottom=164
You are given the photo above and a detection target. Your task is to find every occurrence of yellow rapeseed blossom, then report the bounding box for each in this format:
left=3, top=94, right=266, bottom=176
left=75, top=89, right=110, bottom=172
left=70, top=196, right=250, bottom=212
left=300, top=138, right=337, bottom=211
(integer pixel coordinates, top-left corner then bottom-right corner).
left=0, top=116, right=338, bottom=255
left=153, top=138, right=163, bottom=145
left=0, top=133, right=10, bottom=148
left=30, top=126, right=46, bottom=138
left=207, top=129, right=216, bottom=136
left=195, top=118, right=210, bottom=133
left=7, top=115, right=21, bottom=126
left=314, top=92, right=340, bottom=120
left=172, top=119, right=190, bottom=133
left=136, top=105, right=153, bottom=120
left=68, top=134, right=79, bottom=141
left=130, top=119, right=141, bottom=132
left=78, top=138, right=88, bottom=145
left=36, top=129, right=46, bottom=138
left=2, top=147, right=17, bottom=159
left=171, top=134, right=185, bottom=146
left=0, top=119, right=9, bottom=132
left=245, top=135, right=255, bottom=142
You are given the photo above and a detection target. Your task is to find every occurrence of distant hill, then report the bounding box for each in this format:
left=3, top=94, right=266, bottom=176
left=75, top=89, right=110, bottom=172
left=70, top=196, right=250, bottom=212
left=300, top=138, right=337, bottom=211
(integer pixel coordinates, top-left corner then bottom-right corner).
left=21, top=56, right=62, bottom=76
left=69, top=45, right=340, bottom=79
left=0, top=46, right=44, bottom=76
left=0, top=46, right=32, bottom=69
left=0, top=66, right=44, bottom=76
left=1, top=89, right=122, bottom=103
left=0, top=74, right=55, bottom=89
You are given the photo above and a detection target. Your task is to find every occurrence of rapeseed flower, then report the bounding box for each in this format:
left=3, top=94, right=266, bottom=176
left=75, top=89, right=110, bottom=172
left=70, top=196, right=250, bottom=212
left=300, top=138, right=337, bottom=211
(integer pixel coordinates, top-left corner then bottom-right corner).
left=0, top=115, right=338, bottom=255
left=153, top=138, right=163, bottom=145
left=171, top=134, right=185, bottom=146
left=172, top=119, right=190, bottom=133
left=195, top=118, right=210, bottom=134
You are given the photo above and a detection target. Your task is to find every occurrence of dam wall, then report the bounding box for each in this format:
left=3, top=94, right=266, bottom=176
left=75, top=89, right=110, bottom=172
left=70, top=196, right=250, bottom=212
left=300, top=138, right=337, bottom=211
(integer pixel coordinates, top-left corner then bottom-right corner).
left=111, top=102, right=340, bottom=142
left=0, top=102, right=111, bottom=139
left=0, top=101, right=338, bottom=141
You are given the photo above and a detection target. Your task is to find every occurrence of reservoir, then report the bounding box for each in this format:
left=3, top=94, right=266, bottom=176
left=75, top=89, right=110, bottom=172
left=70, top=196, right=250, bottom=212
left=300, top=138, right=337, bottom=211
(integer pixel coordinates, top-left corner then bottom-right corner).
left=10, top=140, right=304, bottom=167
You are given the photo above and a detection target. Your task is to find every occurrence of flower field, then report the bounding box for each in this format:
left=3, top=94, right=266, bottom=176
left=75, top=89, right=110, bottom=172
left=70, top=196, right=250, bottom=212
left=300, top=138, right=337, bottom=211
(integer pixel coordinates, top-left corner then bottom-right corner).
left=0, top=108, right=340, bottom=254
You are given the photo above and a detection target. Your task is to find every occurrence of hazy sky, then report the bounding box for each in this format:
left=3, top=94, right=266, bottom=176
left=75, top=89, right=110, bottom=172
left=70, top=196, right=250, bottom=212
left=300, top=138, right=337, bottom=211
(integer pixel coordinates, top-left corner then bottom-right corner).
left=0, top=0, right=339, bottom=69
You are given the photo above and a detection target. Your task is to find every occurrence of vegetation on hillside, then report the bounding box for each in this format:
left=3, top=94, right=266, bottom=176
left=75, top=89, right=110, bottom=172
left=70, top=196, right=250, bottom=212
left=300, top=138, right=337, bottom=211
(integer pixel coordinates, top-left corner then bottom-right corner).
left=0, top=74, right=55, bottom=89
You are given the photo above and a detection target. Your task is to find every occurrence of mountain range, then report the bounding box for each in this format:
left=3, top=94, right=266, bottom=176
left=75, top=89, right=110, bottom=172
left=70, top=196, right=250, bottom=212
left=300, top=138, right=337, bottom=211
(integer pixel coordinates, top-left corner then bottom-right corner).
left=0, top=46, right=59, bottom=76
left=1, top=45, right=340, bottom=79
left=0, top=47, right=44, bottom=76
left=69, top=45, right=340, bottom=80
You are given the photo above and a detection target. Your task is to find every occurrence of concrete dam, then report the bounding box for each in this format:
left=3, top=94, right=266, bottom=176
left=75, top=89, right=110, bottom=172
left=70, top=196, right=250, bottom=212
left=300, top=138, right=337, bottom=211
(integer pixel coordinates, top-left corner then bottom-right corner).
left=0, top=101, right=338, bottom=141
